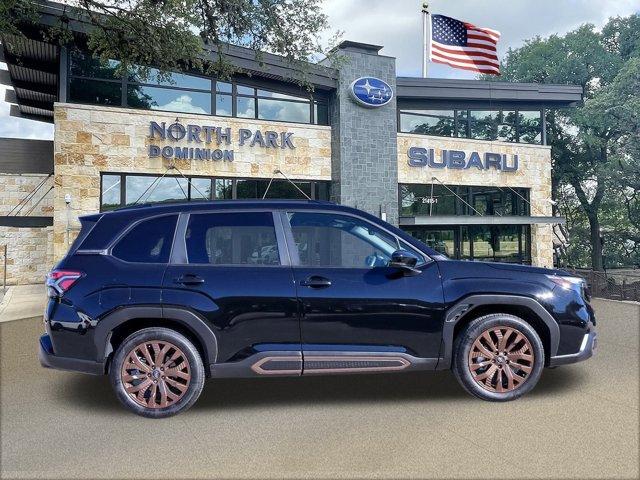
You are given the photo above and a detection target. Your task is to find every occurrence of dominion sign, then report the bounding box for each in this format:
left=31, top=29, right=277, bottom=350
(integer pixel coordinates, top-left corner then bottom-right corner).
left=148, top=120, right=295, bottom=161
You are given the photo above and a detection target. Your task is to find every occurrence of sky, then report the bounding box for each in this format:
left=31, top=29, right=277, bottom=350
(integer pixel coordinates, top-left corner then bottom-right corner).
left=1, top=0, right=639, bottom=140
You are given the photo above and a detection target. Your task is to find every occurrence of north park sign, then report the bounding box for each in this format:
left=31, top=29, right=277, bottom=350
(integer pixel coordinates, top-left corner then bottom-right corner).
left=407, top=147, right=519, bottom=172
left=148, top=120, right=295, bottom=161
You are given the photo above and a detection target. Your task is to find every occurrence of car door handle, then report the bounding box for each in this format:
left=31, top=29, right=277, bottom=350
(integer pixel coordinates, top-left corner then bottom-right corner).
left=300, top=276, right=332, bottom=288
left=174, top=274, right=205, bottom=285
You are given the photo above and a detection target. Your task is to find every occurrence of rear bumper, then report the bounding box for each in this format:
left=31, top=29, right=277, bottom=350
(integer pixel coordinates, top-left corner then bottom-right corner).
left=549, top=330, right=598, bottom=367
left=39, top=334, right=104, bottom=375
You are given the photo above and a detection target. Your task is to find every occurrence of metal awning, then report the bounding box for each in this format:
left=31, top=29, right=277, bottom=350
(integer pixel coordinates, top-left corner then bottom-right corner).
left=399, top=216, right=566, bottom=226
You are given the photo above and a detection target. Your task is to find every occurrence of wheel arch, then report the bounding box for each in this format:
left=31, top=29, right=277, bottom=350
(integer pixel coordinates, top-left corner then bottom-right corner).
left=95, top=306, right=218, bottom=375
left=438, top=295, right=559, bottom=369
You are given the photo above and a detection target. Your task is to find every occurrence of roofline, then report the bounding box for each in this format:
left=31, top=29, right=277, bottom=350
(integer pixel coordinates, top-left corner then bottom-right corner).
left=396, top=77, right=583, bottom=107
left=26, top=0, right=338, bottom=90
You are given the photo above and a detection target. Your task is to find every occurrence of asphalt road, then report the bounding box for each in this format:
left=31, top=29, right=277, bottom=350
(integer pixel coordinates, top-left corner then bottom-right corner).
left=1, top=299, right=638, bottom=479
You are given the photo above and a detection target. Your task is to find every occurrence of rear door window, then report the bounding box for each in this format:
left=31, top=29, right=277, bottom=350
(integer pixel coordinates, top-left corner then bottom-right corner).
left=185, top=212, right=280, bottom=265
left=112, top=215, right=177, bottom=263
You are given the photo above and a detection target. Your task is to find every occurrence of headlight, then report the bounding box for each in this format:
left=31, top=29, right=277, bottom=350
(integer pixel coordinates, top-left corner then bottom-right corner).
left=546, top=274, right=584, bottom=291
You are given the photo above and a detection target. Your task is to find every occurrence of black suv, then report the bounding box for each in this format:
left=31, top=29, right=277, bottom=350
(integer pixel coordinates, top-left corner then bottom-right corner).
left=40, top=200, right=597, bottom=417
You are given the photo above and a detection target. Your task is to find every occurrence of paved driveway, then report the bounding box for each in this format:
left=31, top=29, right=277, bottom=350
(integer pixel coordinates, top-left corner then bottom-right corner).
left=1, top=299, right=638, bottom=479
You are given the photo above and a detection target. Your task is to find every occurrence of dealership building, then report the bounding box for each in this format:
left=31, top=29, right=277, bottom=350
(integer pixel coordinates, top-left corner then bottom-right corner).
left=0, top=1, right=582, bottom=285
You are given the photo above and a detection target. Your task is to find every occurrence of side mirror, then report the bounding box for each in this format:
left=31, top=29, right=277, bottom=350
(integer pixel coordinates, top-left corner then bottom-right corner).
left=388, top=249, right=421, bottom=276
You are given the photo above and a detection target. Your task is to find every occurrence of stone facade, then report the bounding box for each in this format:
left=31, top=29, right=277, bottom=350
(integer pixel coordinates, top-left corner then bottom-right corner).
left=52, top=103, right=332, bottom=260
left=0, top=173, right=53, bottom=216
left=397, top=133, right=554, bottom=267
left=0, top=173, right=54, bottom=284
left=324, top=48, right=399, bottom=224
left=0, top=226, right=53, bottom=285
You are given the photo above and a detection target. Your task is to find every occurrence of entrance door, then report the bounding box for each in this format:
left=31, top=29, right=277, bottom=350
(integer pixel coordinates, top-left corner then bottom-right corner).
left=283, top=210, right=444, bottom=372
left=162, top=211, right=300, bottom=369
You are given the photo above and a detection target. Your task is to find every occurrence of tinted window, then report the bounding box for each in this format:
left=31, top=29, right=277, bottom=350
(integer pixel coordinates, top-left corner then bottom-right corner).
left=112, top=215, right=177, bottom=263
left=127, top=86, right=211, bottom=114
left=125, top=176, right=189, bottom=205
left=400, top=110, right=455, bottom=136
left=128, top=67, right=211, bottom=90
left=186, top=212, right=279, bottom=265
left=288, top=212, right=400, bottom=268
left=101, top=174, right=121, bottom=211
left=258, top=98, right=310, bottom=123
left=69, top=78, right=122, bottom=106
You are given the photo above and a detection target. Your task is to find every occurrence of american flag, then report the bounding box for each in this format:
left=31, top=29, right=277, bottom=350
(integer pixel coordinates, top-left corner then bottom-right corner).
left=429, top=14, right=501, bottom=75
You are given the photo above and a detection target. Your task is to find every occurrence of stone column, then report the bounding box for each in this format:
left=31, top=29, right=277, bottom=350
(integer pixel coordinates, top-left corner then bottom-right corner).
left=322, top=42, right=399, bottom=225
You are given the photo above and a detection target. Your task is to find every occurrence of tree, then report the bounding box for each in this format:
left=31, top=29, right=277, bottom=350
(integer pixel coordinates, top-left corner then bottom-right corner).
left=487, top=16, right=640, bottom=270
left=1, top=0, right=334, bottom=87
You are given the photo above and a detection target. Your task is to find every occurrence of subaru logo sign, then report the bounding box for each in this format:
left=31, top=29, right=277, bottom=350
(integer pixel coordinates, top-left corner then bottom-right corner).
left=349, top=77, right=393, bottom=108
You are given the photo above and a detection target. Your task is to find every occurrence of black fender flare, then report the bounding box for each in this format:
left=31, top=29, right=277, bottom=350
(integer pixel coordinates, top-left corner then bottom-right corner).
left=93, top=306, right=218, bottom=371
left=437, top=294, right=560, bottom=370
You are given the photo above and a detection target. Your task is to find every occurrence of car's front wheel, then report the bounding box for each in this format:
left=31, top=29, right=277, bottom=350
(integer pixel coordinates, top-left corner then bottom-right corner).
left=452, top=314, right=544, bottom=401
left=110, top=327, right=205, bottom=418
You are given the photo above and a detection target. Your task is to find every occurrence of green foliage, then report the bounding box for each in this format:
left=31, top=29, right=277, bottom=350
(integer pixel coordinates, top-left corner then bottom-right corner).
left=2, top=0, right=335, bottom=89
left=485, top=15, right=640, bottom=269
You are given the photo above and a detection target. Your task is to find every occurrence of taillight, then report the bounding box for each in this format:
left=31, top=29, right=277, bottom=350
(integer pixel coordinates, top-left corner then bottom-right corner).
left=47, top=270, right=83, bottom=296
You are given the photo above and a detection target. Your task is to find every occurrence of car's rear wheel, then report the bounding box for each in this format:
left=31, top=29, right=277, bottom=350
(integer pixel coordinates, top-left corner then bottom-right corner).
left=110, top=327, right=205, bottom=418
left=452, top=314, right=544, bottom=401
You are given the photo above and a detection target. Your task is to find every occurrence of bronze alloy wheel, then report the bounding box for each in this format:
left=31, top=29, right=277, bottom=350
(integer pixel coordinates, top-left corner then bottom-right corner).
left=468, top=326, right=534, bottom=393
left=120, top=340, right=191, bottom=409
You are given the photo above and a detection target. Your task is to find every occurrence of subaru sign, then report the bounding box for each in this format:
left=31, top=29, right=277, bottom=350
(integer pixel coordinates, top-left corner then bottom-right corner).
left=349, top=77, right=393, bottom=107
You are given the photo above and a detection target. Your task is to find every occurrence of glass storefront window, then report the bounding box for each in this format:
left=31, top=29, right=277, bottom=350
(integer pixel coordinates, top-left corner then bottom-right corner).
left=236, top=97, right=255, bottom=118
left=262, top=180, right=312, bottom=199
left=215, top=93, right=232, bottom=116
left=257, top=90, right=306, bottom=101
left=67, top=49, right=328, bottom=125
left=314, top=102, right=329, bottom=125
left=518, top=111, right=542, bottom=144
left=216, top=81, right=232, bottom=93
left=235, top=179, right=259, bottom=199
left=257, top=98, right=310, bottom=123
left=405, top=227, right=456, bottom=257
left=128, top=67, right=211, bottom=90
left=101, top=174, right=330, bottom=210
left=404, top=225, right=531, bottom=264
left=470, top=225, right=523, bottom=262
left=101, top=175, right=121, bottom=211
left=497, top=111, right=517, bottom=142
left=400, top=184, right=460, bottom=217
left=190, top=178, right=212, bottom=200
left=470, top=110, right=497, bottom=140
left=125, top=176, right=189, bottom=205
left=127, top=85, right=211, bottom=114
left=400, top=110, right=455, bottom=137
left=237, top=85, right=255, bottom=95
left=214, top=179, right=233, bottom=199
left=69, top=78, right=122, bottom=106
left=400, top=108, right=542, bottom=144
left=400, top=184, right=524, bottom=218
left=455, top=110, right=469, bottom=137
left=70, top=49, right=121, bottom=79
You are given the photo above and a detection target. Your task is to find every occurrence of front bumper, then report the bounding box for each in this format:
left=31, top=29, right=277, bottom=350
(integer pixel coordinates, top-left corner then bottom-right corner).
left=549, top=330, right=598, bottom=367
left=39, top=334, right=104, bottom=375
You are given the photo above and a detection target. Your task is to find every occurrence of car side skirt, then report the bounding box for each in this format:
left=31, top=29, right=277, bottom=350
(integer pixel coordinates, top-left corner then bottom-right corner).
left=210, top=350, right=438, bottom=378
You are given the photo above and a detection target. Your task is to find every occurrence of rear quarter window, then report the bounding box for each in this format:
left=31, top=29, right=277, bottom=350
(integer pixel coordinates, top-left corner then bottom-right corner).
left=111, top=215, right=177, bottom=263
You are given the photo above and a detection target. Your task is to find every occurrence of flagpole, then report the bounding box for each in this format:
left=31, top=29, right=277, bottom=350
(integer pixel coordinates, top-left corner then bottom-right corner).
left=422, top=2, right=430, bottom=77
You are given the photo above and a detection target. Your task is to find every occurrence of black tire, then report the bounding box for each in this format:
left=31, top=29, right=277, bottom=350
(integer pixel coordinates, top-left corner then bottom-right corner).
left=109, top=327, right=205, bottom=418
left=452, top=313, right=544, bottom=402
